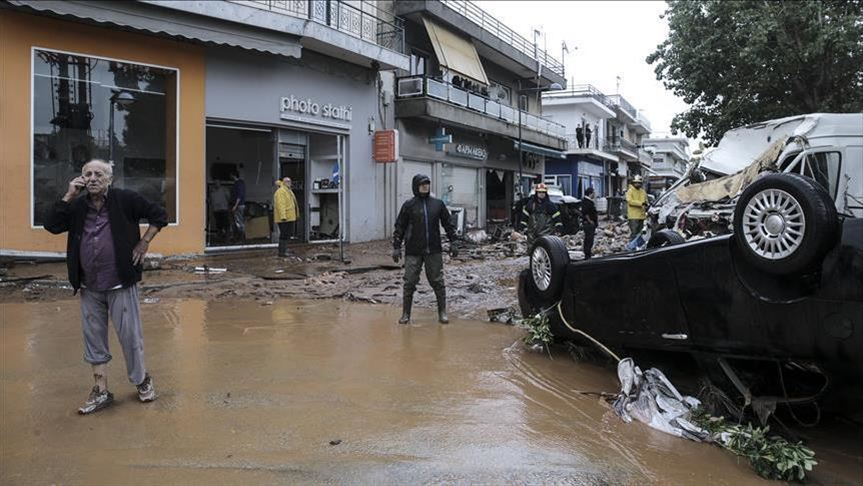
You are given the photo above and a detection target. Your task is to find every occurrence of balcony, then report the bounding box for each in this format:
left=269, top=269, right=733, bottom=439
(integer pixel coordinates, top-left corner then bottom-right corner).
left=237, top=0, right=405, bottom=53
left=395, top=0, right=566, bottom=86
left=543, top=84, right=616, bottom=119
left=563, top=134, right=619, bottom=161
left=607, top=94, right=638, bottom=123
left=133, top=0, right=409, bottom=69
left=396, top=75, right=566, bottom=150
left=606, top=137, right=639, bottom=161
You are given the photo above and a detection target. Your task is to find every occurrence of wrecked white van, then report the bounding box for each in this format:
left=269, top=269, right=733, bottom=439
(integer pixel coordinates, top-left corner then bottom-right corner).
left=650, top=113, right=863, bottom=244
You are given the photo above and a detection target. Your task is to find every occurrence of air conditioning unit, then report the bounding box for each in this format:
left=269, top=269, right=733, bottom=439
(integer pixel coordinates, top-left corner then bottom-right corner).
left=397, top=77, right=423, bottom=97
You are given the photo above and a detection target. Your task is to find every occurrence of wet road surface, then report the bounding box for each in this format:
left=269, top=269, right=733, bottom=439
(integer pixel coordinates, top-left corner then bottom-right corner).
left=1, top=299, right=860, bottom=484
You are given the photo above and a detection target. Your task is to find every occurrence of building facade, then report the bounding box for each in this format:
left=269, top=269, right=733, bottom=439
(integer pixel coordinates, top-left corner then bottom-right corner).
left=1, top=0, right=410, bottom=256
left=641, top=137, right=690, bottom=195
left=542, top=85, right=651, bottom=200
left=392, top=0, right=567, bottom=233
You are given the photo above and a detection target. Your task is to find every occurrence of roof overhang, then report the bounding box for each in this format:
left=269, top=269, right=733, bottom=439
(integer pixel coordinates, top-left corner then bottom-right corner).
left=6, top=0, right=304, bottom=59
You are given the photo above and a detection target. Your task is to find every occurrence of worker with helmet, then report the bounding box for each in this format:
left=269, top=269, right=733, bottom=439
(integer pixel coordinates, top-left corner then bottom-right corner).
left=520, top=183, right=563, bottom=245
left=626, top=174, right=648, bottom=239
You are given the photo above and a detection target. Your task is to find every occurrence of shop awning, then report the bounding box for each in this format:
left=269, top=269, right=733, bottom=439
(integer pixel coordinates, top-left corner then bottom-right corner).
left=8, top=0, right=303, bottom=59
left=514, top=140, right=566, bottom=159
left=422, top=17, right=488, bottom=85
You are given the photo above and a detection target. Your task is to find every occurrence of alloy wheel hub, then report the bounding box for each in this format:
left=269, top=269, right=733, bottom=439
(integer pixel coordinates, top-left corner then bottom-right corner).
left=531, top=246, right=552, bottom=291
left=742, top=188, right=806, bottom=260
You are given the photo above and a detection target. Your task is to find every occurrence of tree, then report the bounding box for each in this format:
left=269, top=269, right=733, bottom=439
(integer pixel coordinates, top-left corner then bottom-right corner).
left=647, top=0, right=863, bottom=145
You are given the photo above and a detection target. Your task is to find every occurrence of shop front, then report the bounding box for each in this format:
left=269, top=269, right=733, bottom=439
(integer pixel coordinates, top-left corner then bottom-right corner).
left=395, top=119, right=546, bottom=234
left=0, top=9, right=205, bottom=256
left=204, top=48, right=386, bottom=250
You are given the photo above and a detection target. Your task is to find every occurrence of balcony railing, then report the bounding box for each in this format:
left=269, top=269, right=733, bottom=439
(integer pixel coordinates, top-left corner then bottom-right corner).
left=438, top=0, right=565, bottom=79
left=565, top=133, right=611, bottom=152
left=607, top=94, right=637, bottom=120
left=606, top=137, right=638, bottom=155
left=235, top=0, right=405, bottom=53
left=543, top=84, right=615, bottom=111
left=396, top=75, right=566, bottom=138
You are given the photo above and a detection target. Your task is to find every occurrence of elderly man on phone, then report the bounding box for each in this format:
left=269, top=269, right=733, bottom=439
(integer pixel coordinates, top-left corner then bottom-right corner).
left=45, top=159, right=167, bottom=414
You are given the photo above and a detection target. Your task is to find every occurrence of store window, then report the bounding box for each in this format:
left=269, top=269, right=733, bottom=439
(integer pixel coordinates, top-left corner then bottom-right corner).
left=32, top=49, right=178, bottom=226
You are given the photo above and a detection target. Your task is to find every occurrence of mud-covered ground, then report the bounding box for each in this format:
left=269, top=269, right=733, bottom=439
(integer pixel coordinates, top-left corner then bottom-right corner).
left=0, top=220, right=636, bottom=321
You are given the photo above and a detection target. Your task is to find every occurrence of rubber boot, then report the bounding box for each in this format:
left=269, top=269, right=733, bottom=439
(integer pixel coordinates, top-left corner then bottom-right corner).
left=278, top=240, right=288, bottom=257
left=398, top=294, right=412, bottom=324
left=436, top=291, right=449, bottom=324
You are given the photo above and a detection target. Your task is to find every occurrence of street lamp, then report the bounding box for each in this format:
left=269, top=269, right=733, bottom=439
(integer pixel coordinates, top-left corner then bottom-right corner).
left=516, top=82, right=563, bottom=197
left=108, top=90, right=135, bottom=164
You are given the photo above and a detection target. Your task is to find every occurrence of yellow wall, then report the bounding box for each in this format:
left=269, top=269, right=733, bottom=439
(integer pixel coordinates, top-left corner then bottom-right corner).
left=0, top=10, right=205, bottom=255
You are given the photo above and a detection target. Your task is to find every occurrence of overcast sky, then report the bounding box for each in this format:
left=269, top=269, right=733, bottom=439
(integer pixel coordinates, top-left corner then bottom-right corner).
left=482, top=0, right=690, bottom=141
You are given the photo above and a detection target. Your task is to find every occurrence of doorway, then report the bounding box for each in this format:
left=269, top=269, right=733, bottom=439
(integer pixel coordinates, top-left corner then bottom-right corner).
left=205, top=125, right=275, bottom=248
left=485, top=169, right=512, bottom=229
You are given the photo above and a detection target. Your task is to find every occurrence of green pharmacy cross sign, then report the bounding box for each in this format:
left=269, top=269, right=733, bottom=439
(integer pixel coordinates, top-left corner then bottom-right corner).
left=428, top=127, right=452, bottom=151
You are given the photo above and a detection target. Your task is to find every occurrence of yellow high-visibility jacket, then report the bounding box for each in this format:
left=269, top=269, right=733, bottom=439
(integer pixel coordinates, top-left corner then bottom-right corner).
left=273, top=181, right=299, bottom=222
left=625, top=184, right=647, bottom=220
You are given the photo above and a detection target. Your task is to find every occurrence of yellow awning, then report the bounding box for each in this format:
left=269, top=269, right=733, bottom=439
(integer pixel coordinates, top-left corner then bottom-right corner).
left=422, top=17, right=489, bottom=85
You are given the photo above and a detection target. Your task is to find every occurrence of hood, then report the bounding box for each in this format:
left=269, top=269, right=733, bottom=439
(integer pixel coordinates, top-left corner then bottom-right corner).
left=412, top=173, right=431, bottom=197
left=275, top=180, right=283, bottom=188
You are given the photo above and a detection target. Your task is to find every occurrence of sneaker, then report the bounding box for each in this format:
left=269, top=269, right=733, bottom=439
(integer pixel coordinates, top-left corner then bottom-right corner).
left=136, top=375, right=156, bottom=403
left=78, top=386, right=114, bottom=415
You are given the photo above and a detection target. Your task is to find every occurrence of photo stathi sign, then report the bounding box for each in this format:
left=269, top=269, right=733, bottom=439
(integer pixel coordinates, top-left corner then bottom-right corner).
left=373, top=129, right=399, bottom=163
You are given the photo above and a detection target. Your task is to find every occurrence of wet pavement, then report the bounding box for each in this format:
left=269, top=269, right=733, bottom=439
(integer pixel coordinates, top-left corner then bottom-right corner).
left=3, top=298, right=861, bottom=484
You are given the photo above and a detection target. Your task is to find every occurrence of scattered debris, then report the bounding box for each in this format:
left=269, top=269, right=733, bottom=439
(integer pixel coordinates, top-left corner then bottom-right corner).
left=487, top=306, right=519, bottom=324
left=194, top=266, right=227, bottom=274
left=329, top=439, right=342, bottom=446
left=142, top=297, right=161, bottom=304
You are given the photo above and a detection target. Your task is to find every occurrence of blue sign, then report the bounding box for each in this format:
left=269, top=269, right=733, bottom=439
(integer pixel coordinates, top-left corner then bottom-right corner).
left=428, top=127, right=452, bottom=152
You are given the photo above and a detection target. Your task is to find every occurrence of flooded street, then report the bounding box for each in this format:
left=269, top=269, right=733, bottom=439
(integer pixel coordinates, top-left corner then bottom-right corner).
left=1, top=298, right=860, bottom=484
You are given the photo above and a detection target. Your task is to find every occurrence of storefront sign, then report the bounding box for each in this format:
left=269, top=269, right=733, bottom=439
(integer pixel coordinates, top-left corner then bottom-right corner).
left=373, top=130, right=399, bottom=163
left=448, top=143, right=488, bottom=161
left=280, top=95, right=353, bottom=122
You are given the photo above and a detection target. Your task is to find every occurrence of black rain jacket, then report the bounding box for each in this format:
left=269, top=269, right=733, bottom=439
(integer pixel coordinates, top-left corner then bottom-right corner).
left=393, top=174, right=457, bottom=256
left=44, top=188, right=168, bottom=291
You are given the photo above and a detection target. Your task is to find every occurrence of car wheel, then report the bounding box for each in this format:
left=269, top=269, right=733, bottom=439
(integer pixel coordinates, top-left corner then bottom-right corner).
left=646, top=229, right=686, bottom=249
left=529, top=235, right=570, bottom=301
left=733, top=173, right=838, bottom=275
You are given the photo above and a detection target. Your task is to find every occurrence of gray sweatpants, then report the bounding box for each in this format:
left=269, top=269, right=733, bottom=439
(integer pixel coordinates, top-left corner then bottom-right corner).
left=79, top=284, right=147, bottom=385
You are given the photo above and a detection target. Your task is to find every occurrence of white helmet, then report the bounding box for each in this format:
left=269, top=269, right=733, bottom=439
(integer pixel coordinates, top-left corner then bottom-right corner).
left=632, top=175, right=643, bottom=184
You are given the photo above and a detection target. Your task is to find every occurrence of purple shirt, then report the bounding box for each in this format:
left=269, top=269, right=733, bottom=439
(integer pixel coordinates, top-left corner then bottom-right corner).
left=79, top=195, right=122, bottom=290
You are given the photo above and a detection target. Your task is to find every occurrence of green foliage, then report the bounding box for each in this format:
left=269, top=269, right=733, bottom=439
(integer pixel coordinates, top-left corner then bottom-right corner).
left=520, top=313, right=553, bottom=350
left=691, top=410, right=817, bottom=481
left=648, top=0, right=863, bottom=145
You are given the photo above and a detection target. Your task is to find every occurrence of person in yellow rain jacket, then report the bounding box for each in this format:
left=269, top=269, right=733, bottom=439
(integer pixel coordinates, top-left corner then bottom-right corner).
left=273, top=177, right=299, bottom=257
left=625, top=174, right=648, bottom=239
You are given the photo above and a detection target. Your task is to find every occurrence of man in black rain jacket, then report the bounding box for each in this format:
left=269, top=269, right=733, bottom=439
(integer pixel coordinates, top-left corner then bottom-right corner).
left=392, top=174, right=458, bottom=324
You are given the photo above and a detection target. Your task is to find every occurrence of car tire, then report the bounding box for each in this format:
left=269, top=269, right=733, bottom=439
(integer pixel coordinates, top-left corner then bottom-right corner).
left=528, top=235, right=570, bottom=301
left=733, top=173, right=838, bottom=275
left=646, top=229, right=686, bottom=249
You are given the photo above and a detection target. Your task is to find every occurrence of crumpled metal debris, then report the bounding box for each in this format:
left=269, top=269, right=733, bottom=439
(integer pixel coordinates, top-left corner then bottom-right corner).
left=612, top=358, right=709, bottom=441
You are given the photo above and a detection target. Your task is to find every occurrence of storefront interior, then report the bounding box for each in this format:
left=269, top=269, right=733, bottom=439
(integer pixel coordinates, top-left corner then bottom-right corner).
left=205, top=124, right=344, bottom=248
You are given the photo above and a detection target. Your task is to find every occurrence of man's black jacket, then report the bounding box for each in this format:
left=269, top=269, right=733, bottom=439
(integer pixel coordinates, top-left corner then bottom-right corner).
left=581, top=197, right=598, bottom=226
left=44, top=188, right=168, bottom=290
left=393, top=174, right=457, bottom=256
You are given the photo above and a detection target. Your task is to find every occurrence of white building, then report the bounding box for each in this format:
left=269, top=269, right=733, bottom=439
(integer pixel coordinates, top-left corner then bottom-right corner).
left=642, top=137, right=691, bottom=194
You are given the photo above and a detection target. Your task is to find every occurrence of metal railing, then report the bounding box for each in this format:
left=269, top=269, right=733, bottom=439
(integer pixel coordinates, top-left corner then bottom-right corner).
left=565, top=133, right=611, bottom=152
left=608, top=94, right=637, bottom=120
left=543, top=84, right=615, bottom=111
left=438, top=0, right=564, bottom=79
left=236, top=0, right=405, bottom=53
left=396, top=75, right=566, bottom=138
left=606, top=137, right=638, bottom=155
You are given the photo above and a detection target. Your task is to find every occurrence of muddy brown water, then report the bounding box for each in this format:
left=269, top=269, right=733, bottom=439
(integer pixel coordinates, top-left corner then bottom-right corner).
left=1, top=299, right=860, bottom=484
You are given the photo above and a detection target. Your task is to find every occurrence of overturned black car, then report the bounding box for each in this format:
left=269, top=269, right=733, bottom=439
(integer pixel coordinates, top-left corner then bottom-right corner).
left=518, top=173, right=863, bottom=411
